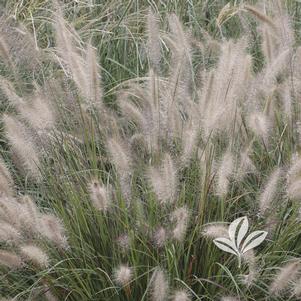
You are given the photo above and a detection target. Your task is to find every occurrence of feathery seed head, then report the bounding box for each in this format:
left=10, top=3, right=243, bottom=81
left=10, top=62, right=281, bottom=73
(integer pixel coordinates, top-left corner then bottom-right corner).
left=0, top=33, right=13, bottom=68
left=293, top=277, right=301, bottom=297
left=241, top=250, right=258, bottom=287
left=147, top=8, right=161, bottom=72
left=0, top=19, right=40, bottom=70
left=148, top=153, right=177, bottom=204
left=0, top=78, right=23, bottom=106
left=107, top=138, right=132, bottom=202
left=269, top=260, right=301, bottom=295
left=215, top=151, right=234, bottom=197
left=287, top=156, right=301, bottom=200
left=0, top=250, right=23, bottom=269
left=0, top=197, right=22, bottom=228
left=151, top=267, right=169, bottom=301
left=0, top=222, right=21, bottom=245
left=38, top=214, right=68, bottom=249
left=0, top=157, right=13, bottom=197
left=171, top=206, right=189, bottom=242
left=236, top=149, right=256, bottom=180
left=259, top=168, right=281, bottom=215
left=88, top=179, right=110, bottom=211
left=116, top=234, right=131, bottom=252
left=248, top=112, right=271, bottom=143
left=85, top=42, right=103, bottom=106
left=113, top=264, right=133, bottom=286
left=18, top=91, right=56, bottom=131
left=172, top=290, right=191, bottom=301
left=181, top=122, right=199, bottom=166
left=20, top=244, right=49, bottom=268
left=3, top=114, right=41, bottom=180
left=287, top=180, right=301, bottom=200
left=18, top=195, right=40, bottom=235
left=153, top=226, right=167, bottom=248
left=202, top=224, right=229, bottom=239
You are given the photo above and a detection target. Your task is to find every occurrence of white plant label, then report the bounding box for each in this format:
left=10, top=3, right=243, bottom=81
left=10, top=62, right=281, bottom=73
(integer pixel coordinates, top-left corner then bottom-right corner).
left=213, top=216, right=268, bottom=267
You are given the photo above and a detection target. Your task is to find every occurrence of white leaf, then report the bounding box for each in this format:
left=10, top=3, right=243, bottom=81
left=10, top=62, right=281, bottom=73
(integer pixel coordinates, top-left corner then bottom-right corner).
left=213, top=238, right=238, bottom=256
left=241, top=231, right=268, bottom=253
left=228, top=216, right=246, bottom=247
left=236, top=216, right=249, bottom=248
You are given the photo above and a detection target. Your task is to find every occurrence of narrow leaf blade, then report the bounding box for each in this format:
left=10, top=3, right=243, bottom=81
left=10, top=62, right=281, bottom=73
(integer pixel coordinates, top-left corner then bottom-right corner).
left=241, top=231, right=268, bottom=253
left=237, top=216, right=249, bottom=248
left=213, top=238, right=238, bottom=256
left=228, top=216, right=245, bottom=248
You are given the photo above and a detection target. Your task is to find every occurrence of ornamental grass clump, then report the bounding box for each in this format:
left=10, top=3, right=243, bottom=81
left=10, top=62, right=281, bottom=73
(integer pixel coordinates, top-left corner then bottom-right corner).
left=1, top=0, right=301, bottom=300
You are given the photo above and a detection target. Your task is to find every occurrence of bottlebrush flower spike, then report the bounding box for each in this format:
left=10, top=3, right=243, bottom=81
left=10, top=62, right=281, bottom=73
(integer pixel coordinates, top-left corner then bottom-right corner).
left=213, top=216, right=267, bottom=267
